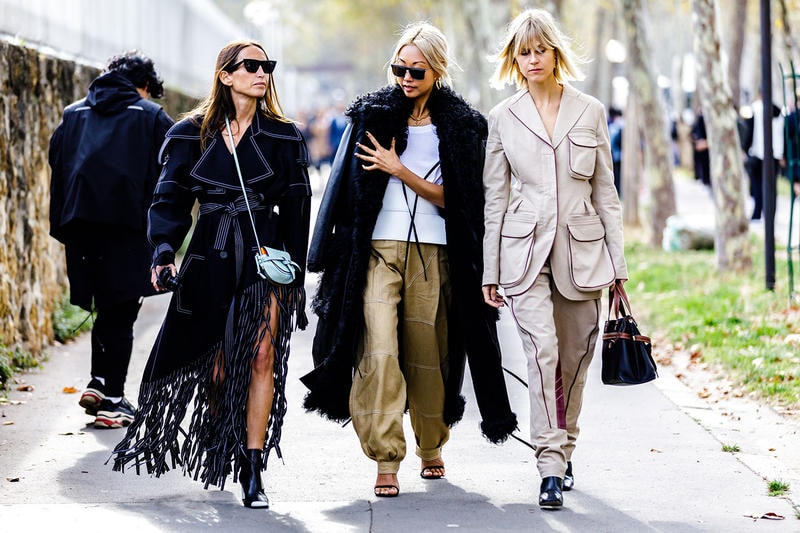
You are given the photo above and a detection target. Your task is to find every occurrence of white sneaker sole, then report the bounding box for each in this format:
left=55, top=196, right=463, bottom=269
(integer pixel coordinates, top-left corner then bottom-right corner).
left=79, top=389, right=104, bottom=414
left=94, top=412, right=133, bottom=429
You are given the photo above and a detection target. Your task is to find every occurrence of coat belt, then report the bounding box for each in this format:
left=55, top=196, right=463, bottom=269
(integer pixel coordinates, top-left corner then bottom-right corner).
left=199, top=194, right=269, bottom=279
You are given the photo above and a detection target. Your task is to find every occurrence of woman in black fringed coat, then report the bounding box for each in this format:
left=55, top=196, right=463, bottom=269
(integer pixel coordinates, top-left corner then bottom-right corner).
left=301, top=22, right=517, bottom=498
left=111, top=41, right=311, bottom=510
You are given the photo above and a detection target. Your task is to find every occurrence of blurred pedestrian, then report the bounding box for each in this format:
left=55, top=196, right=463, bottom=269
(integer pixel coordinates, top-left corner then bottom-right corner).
left=111, top=40, right=311, bottom=509
left=327, top=97, right=348, bottom=162
left=691, top=108, right=711, bottom=187
left=482, top=9, right=627, bottom=508
left=608, top=106, right=623, bottom=195
left=48, top=50, right=173, bottom=429
left=301, top=21, right=517, bottom=498
left=743, top=94, right=785, bottom=220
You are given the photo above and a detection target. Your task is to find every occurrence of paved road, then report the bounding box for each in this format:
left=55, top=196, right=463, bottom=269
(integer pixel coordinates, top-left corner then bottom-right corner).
left=1, top=176, right=799, bottom=531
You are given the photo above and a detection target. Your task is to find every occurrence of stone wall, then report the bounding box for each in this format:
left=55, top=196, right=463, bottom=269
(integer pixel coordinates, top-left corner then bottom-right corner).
left=0, top=40, right=195, bottom=357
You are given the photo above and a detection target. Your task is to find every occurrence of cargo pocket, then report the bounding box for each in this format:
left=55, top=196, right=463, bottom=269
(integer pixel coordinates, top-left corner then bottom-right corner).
left=568, top=129, right=598, bottom=179
left=567, top=216, right=615, bottom=291
left=499, top=214, right=536, bottom=289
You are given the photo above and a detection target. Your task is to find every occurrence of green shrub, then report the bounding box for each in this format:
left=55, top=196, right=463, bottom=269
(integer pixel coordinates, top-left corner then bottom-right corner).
left=52, top=294, right=93, bottom=343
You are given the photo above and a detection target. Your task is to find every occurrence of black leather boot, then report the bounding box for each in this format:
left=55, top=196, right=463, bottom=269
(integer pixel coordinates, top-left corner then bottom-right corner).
left=539, top=476, right=563, bottom=508
left=239, top=449, right=269, bottom=509
left=563, top=461, right=574, bottom=491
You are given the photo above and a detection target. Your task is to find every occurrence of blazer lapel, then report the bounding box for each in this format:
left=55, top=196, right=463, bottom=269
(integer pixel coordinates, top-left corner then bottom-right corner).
left=551, top=84, right=590, bottom=148
left=508, top=90, right=552, bottom=146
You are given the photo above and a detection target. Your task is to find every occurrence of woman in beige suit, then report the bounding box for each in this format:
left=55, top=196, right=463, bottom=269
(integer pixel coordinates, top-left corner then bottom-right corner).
left=482, top=9, right=627, bottom=509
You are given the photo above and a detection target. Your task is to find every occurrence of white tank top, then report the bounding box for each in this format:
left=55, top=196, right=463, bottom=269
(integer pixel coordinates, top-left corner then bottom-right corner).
left=371, top=124, right=446, bottom=244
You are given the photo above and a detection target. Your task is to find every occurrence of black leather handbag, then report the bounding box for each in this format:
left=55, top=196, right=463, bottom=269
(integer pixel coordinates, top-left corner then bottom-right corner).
left=601, top=284, right=657, bottom=385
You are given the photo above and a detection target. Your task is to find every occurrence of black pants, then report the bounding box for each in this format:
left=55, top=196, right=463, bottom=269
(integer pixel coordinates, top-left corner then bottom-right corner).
left=747, top=156, right=778, bottom=220
left=90, top=298, right=142, bottom=397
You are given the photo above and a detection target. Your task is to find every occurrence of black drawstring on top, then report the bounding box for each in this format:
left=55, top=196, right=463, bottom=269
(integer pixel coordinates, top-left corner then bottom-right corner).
left=400, top=161, right=441, bottom=280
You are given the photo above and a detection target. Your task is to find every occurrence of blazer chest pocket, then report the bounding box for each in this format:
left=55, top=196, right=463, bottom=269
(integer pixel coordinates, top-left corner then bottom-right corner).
left=567, top=216, right=615, bottom=291
left=568, top=129, right=598, bottom=179
left=499, top=214, right=536, bottom=289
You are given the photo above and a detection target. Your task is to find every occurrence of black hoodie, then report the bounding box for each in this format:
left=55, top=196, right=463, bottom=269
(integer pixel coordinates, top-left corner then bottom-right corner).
left=49, top=70, right=174, bottom=241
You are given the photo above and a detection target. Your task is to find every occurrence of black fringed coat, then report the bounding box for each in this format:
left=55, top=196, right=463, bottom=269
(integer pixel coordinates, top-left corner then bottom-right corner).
left=300, top=85, right=517, bottom=443
left=112, top=113, right=311, bottom=489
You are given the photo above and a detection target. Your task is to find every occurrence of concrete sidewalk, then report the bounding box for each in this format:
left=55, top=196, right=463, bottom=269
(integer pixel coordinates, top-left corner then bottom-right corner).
left=671, top=174, right=798, bottom=248
left=1, top=281, right=799, bottom=532
left=2, top=177, right=799, bottom=531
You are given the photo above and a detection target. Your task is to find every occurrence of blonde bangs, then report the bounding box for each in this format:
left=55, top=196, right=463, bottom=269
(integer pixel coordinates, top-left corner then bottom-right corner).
left=490, top=8, right=586, bottom=90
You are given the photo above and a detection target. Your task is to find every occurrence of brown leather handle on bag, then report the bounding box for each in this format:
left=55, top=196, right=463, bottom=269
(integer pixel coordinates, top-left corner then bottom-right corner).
left=608, top=283, right=634, bottom=320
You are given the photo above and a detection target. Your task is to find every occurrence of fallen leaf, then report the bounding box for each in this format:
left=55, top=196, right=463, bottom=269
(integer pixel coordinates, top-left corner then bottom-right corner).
left=768, top=447, right=776, bottom=452
left=63, top=386, right=78, bottom=394
left=650, top=448, right=662, bottom=453
left=15, top=384, right=34, bottom=392
left=743, top=512, right=785, bottom=520
left=59, top=431, right=85, bottom=436
left=6, top=477, right=20, bottom=482
left=698, top=388, right=711, bottom=399
left=2, top=421, right=14, bottom=426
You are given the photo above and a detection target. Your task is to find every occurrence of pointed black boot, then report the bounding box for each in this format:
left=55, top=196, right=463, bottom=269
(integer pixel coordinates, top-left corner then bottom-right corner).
left=538, top=476, right=563, bottom=508
left=563, top=461, right=574, bottom=491
left=239, top=449, right=269, bottom=509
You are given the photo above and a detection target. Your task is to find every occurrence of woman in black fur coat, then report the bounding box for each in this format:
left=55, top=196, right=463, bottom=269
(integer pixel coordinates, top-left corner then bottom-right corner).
left=301, top=22, right=517, bottom=498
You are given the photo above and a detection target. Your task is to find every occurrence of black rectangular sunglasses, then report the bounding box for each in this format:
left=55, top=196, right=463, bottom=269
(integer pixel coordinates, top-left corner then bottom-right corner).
left=391, top=64, right=426, bottom=80
left=230, top=59, right=277, bottom=74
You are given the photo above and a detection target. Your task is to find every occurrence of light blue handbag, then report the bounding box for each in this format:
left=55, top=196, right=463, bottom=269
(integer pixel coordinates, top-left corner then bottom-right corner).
left=226, top=117, right=299, bottom=285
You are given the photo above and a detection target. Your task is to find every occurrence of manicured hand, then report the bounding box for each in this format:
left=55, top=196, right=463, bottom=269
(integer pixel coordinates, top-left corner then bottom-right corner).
left=355, top=131, right=404, bottom=176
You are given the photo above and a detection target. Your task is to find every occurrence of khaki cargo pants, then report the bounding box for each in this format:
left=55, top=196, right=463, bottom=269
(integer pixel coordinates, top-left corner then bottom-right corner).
left=350, top=240, right=450, bottom=475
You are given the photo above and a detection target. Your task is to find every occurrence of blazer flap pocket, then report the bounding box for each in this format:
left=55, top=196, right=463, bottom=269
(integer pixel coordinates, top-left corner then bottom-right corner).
left=499, top=214, right=537, bottom=288
left=567, top=216, right=615, bottom=291
left=501, top=214, right=536, bottom=238
left=567, top=219, right=606, bottom=242
left=568, top=128, right=598, bottom=179
left=567, top=130, right=598, bottom=148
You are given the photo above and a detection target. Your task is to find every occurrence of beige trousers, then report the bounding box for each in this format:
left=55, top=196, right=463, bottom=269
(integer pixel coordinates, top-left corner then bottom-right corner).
left=507, top=266, right=601, bottom=478
left=350, top=240, right=450, bottom=474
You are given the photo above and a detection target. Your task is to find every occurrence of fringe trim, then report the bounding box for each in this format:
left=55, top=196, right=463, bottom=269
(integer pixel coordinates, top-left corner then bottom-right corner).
left=480, top=413, right=519, bottom=445
left=111, top=281, right=305, bottom=490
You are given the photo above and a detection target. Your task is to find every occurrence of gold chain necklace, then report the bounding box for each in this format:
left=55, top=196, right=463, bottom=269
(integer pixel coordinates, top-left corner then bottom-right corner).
left=409, top=111, right=430, bottom=125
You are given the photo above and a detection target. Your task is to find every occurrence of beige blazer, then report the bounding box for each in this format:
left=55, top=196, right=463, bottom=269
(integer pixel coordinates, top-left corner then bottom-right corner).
left=482, top=84, right=627, bottom=301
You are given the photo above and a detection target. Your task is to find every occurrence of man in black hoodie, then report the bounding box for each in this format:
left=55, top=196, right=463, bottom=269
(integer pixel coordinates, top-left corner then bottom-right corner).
left=49, top=51, right=174, bottom=428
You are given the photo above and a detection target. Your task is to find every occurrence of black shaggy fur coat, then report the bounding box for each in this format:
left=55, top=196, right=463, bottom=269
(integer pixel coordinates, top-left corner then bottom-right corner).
left=300, top=85, right=517, bottom=443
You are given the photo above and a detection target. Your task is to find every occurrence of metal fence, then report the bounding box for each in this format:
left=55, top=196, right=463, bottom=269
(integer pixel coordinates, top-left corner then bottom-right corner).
left=0, top=0, right=249, bottom=98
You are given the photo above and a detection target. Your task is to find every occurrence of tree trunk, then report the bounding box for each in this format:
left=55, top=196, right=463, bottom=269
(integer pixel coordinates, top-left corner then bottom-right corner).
left=691, top=0, right=752, bottom=272
left=621, top=0, right=676, bottom=246
left=459, top=0, right=499, bottom=110
left=622, top=91, right=643, bottom=226
left=587, top=5, right=612, bottom=106
left=777, top=0, right=799, bottom=70
left=724, top=0, right=748, bottom=110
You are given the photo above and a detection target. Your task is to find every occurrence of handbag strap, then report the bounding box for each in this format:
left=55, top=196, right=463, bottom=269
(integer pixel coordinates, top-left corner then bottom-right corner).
left=608, top=283, right=633, bottom=319
left=225, top=116, right=266, bottom=255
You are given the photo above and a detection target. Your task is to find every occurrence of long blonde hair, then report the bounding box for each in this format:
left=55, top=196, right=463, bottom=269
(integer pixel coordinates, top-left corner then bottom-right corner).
left=490, top=9, right=585, bottom=90
left=386, top=22, right=455, bottom=88
left=186, top=40, right=289, bottom=149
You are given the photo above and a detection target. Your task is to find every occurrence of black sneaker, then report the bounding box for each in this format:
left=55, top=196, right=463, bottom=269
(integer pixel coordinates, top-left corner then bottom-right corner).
left=94, top=397, right=135, bottom=429
left=78, top=378, right=106, bottom=415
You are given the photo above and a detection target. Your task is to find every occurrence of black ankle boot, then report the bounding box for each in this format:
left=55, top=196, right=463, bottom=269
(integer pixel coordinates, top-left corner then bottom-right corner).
left=239, top=449, right=269, bottom=509
left=563, top=461, right=574, bottom=491
left=539, top=476, right=563, bottom=508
